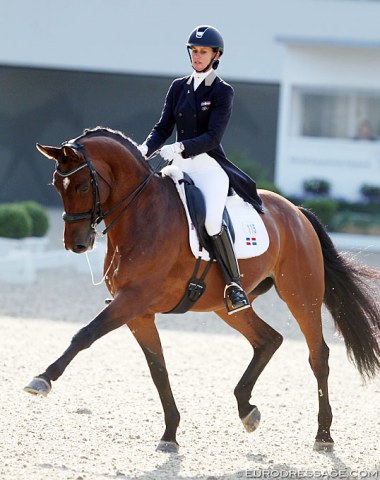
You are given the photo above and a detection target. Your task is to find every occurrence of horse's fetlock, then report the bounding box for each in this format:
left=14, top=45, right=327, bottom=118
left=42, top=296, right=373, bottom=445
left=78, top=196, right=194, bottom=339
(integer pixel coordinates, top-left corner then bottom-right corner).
left=234, top=384, right=249, bottom=403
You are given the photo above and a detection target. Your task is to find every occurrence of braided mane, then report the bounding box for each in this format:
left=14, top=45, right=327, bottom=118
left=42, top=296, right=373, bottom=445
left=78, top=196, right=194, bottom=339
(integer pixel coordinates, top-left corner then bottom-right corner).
left=72, top=126, right=145, bottom=162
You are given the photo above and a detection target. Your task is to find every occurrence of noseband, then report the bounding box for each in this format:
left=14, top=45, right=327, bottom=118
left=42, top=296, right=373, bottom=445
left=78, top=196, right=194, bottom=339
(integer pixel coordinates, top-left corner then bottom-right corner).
left=56, top=141, right=161, bottom=235
left=56, top=142, right=103, bottom=228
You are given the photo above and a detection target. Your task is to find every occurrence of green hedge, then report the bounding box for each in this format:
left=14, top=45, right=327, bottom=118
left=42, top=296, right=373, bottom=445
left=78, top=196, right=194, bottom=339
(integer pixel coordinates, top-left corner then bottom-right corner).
left=19, top=201, right=49, bottom=237
left=301, top=198, right=338, bottom=229
left=0, top=201, right=49, bottom=239
left=303, top=178, right=331, bottom=196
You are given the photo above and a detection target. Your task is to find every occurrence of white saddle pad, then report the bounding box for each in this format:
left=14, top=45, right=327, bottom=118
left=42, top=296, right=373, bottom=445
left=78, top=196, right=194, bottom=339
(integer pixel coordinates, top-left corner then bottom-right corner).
left=162, top=165, right=269, bottom=261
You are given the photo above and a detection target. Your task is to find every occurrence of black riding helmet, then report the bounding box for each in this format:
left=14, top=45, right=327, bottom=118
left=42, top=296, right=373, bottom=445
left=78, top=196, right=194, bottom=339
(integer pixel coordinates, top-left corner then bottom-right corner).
left=186, top=25, right=224, bottom=71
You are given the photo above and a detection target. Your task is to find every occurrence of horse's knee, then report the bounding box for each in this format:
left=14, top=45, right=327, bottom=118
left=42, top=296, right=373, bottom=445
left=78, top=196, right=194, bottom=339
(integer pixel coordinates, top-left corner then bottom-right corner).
left=271, top=331, right=283, bottom=351
left=256, top=329, right=283, bottom=354
left=72, top=326, right=96, bottom=350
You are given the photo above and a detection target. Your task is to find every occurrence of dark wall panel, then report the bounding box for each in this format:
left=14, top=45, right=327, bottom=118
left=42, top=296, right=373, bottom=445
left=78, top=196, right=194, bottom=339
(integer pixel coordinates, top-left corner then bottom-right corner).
left=0, top=65, right=278, bottom=205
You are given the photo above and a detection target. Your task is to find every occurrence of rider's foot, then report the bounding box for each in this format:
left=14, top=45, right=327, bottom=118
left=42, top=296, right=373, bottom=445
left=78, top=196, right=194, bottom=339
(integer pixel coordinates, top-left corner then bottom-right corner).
left=226, top=284, right=251, bottom=314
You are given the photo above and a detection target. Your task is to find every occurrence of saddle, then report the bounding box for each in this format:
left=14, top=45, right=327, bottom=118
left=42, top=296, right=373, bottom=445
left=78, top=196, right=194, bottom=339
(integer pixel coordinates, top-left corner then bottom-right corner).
left=179, top=172, right=235, bottom=256
left=161, top=165, right=269, bottom=261
left=160, top=165, right=269, bottom=314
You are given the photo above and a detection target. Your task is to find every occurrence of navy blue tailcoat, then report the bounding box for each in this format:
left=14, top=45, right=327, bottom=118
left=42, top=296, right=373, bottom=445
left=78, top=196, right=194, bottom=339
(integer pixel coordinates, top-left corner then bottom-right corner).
left=145, top=70, right=263, bottom=212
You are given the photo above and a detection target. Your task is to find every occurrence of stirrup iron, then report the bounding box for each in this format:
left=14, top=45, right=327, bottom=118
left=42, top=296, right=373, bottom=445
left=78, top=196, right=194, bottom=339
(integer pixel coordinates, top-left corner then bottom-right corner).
left=223, top=282, right=251, bottom=315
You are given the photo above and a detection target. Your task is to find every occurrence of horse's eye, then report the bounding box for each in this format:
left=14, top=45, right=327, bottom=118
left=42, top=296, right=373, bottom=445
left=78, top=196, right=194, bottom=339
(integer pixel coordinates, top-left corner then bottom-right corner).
left=79, top=184, right=90, bottom=194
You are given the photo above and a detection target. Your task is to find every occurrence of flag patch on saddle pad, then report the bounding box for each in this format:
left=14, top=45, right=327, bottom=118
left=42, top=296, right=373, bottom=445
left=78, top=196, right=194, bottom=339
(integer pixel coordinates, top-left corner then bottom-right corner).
left=246, top=237, right=257, bottom=246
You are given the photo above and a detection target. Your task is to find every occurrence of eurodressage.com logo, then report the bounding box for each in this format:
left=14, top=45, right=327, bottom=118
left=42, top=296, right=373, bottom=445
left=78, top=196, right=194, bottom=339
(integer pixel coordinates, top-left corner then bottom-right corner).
left=243, top=468, right=380, bottom=478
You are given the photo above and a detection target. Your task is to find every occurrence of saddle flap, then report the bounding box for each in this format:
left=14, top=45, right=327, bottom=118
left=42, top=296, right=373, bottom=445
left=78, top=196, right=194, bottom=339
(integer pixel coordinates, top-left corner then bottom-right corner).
left=180, top=173, right=213, bottom=254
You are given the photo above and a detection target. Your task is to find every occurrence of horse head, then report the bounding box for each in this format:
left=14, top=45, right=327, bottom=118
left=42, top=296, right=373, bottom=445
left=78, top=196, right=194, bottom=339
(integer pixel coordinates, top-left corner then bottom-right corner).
left=36, top=141, right=112, bottom=253
left=36, top=128, right=155, bottom=254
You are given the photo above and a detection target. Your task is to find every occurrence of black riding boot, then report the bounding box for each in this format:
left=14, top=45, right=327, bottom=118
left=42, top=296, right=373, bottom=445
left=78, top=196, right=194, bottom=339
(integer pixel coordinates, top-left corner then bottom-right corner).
left=211, top=225, right=251, bottom=315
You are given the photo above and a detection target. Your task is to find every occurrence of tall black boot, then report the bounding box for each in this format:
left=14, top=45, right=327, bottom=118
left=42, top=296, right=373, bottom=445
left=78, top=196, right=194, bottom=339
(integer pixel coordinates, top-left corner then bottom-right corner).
left=211, top=225, right=251, bottom=315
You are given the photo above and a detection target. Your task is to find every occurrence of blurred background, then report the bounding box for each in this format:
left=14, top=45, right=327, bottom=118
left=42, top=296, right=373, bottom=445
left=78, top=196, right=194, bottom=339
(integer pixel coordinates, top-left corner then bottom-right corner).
left=1, top=0, right=380, bottom=234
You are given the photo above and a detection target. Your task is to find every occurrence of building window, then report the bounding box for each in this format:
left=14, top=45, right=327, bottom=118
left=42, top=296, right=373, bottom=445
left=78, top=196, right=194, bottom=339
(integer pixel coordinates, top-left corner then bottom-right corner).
left=292, top=89, right=380, bottom=140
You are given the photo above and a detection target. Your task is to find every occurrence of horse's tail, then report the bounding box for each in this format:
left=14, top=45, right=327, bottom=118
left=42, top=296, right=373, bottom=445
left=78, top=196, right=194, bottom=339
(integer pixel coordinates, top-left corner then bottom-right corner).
left=299, top=206, right=380, bottom=379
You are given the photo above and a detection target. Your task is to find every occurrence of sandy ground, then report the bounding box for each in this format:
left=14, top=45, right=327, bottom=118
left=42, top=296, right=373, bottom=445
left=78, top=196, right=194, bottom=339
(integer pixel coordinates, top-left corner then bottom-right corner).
left=0, top=210, right=379, bottom=480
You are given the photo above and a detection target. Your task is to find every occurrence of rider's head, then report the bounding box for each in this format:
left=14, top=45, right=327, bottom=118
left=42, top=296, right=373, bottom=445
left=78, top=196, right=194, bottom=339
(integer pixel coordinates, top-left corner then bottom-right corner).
left=186, top=25, right=224, bottom=72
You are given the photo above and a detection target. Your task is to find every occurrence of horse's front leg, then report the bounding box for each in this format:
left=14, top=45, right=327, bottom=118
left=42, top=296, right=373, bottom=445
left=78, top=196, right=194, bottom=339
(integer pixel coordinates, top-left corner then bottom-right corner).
left=24, top=299, right=129, bottom=396
left=216, top=307, right=283, bottom=432
left=128, top=315, right=180, bottom=453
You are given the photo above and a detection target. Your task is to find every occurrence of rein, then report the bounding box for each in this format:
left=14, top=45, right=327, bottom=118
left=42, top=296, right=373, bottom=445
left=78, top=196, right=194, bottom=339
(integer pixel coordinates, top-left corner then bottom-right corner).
left=56, top=142, right=164, bottom=235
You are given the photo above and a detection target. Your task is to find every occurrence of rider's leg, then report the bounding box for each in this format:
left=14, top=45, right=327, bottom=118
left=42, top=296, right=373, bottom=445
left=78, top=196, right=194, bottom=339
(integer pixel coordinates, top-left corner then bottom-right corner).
left=174, top=153, right=250, bottom=314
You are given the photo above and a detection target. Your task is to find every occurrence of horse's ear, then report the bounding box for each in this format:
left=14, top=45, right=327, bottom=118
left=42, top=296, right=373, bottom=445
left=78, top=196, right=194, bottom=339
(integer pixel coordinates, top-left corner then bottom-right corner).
left=36, top=143, right=61, bottom=160
left=62, top=145, right=81, bottom=162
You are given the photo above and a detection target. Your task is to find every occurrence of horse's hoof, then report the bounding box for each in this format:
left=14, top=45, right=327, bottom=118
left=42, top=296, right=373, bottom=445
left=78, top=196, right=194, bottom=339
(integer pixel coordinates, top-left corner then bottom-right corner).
left=24, top=377, right=51, bottom=396
left=313, top=440, right=334, bottom=452
left=241, top=406, right=261, bottom=432
left=156, top=440, right=179, bottom=453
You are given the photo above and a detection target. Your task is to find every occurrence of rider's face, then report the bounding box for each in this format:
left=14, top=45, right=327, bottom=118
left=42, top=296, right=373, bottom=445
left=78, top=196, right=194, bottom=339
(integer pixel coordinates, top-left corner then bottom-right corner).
left=191, top=46, right=220, bottom=72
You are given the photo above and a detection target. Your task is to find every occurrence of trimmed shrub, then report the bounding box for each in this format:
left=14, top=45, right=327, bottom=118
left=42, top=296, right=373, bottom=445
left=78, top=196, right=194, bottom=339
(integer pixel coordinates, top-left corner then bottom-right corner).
left=20, top=201, right=49, bottom=237
left=303, top=178, right=331, bottom=196
left=0, top=204, right=33, bottom=239
left=228, top=151, right=271, bottom=184
left=360, top=184, right=380, bottom=203
left=301, top=198, right=338, bottom=229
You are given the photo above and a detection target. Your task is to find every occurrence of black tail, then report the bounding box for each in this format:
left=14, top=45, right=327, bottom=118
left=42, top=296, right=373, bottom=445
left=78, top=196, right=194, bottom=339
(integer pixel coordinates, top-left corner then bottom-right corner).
left=299, top=206, right=380, bottom=378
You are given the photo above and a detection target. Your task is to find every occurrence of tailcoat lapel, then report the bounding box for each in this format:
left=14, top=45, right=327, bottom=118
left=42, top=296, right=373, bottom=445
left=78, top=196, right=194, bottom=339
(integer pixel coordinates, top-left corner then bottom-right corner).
left=185, top=71, right=217, bottom=111
left=185, top=77, right=197, bottom=111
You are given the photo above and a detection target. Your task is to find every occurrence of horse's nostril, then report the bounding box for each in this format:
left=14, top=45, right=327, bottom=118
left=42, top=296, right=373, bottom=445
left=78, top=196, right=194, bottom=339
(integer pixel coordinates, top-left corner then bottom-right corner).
left=74, top=244, right=87, bottom=254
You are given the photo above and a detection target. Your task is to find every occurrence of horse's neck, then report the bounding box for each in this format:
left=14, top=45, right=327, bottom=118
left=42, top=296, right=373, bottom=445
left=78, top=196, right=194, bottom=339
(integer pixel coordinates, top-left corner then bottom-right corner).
left=106, top=152, right=150, bottom=203
left=105, top=168, right=185, bottom=246
left=103, top=171, right=192, bottom=293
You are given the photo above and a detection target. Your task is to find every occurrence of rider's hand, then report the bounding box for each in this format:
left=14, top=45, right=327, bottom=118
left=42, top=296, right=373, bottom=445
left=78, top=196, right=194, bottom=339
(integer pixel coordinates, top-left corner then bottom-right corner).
left=137, top=143, right=148, bottom=159
left=160, top=142, right=184, bottom=161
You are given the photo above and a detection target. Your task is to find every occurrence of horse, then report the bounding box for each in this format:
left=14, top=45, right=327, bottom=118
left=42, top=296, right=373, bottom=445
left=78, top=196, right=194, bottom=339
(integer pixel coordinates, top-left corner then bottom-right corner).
left=25, top=127, right=380, bottom=453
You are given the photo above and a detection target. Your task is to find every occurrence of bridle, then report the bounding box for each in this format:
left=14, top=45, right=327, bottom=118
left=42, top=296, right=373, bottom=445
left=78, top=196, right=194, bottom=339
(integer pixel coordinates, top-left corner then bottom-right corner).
left=56, top=141, right=163, bottom=235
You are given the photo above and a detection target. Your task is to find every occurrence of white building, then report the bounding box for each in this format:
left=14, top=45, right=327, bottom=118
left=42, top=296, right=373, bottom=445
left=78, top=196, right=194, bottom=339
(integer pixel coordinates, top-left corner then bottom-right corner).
left=275, top=37, right=380, bottom=200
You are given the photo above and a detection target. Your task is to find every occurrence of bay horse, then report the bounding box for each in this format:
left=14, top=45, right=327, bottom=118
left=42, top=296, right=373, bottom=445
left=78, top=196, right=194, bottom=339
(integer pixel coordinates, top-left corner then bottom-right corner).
left=25, top=127, right=380, bottom=453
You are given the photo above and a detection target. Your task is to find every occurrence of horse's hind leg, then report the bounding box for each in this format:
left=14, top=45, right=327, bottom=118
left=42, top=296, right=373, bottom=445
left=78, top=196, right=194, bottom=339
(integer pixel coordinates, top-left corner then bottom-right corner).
left=216, top=307, right=283, bottom=432
left=294, top=312, right=333, bottom=451
left=276, top=272, right=334, bottom=451
left=127, top=315, right=180, bottom=453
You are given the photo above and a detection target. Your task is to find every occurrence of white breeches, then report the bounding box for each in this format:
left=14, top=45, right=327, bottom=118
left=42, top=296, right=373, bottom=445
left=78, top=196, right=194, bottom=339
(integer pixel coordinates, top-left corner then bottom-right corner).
left=172, top=152, right=229, bottom=236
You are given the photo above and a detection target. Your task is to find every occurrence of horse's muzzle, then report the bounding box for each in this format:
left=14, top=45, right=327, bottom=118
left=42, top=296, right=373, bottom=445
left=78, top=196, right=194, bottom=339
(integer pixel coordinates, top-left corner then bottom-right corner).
left=64, top=229, right=95, bottom=254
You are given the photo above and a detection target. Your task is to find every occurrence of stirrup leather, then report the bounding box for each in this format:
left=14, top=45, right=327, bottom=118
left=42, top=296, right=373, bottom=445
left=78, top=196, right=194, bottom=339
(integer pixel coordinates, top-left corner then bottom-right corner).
left=223, top=282, right=251, bottom=315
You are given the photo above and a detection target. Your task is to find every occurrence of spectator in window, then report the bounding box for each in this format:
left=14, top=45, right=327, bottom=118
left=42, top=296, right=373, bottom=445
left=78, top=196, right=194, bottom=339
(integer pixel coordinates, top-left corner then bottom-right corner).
left=355, top=120, right=377, bottom=141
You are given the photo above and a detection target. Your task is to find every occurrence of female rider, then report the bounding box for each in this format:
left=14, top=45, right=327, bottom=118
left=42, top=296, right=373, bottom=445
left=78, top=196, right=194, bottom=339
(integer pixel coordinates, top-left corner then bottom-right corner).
left=138, top=25, right=263, bottom=314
